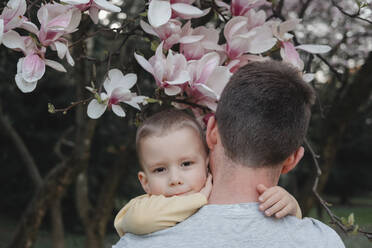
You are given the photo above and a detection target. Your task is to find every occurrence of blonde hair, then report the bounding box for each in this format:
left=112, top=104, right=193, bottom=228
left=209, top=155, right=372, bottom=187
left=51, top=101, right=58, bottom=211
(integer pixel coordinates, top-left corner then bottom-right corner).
left=136, top=109, right=207, bottom=165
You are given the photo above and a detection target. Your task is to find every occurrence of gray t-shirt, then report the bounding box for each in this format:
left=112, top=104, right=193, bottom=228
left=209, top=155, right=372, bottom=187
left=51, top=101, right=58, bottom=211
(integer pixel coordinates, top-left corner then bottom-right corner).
left=113, top=202, right=345, bottom=248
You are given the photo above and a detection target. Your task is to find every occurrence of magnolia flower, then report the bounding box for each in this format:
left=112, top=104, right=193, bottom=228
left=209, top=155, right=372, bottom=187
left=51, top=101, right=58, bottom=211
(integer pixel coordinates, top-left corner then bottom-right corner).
left=37, top=3, right=81, bottom=45
left=3, top=31, right=66, bottom=92
left=134, top=42, right=190, bottom=96
left=179, top=21, right=223, bottom=60
left=140, top=19, right=182, bottom=50
left=61, top=0, right=121, bottom=24
left=87, top=69, right=147, bottom=119
left=226, top=54, right=267, bottom=73
left=35, top=3, right=81, bottom=66
left=230, top=0, right=267, bottom=16
left=270, top=19, right=331, bottom=70
left=270, top=19, right=303, bottom=70
left=0, top=0, right=36, bottom=44
left=148, top=0, right=210, bottom=28
left=224, top=13, right=276, bottom=60
left=186, top=52, right=232, bottom=111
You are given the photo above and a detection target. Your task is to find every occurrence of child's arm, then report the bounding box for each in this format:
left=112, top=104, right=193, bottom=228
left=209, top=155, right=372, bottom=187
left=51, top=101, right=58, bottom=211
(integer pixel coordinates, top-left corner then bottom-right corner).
left=114, top=174, right=212, bottom=236
left=256, top=184, right=302, bottom=219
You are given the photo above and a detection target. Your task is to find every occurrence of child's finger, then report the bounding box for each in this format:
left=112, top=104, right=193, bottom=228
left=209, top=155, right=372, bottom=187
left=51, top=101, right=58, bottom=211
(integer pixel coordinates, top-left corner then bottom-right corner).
left=258, top=186, right=281, bottom=202
left=259, top=191, right=283, bottom=211
left=263, top=199, right=287, bottom=217
left=274, top=205, right=292, bottom=218
left=256, top=184, right=267, bottom=195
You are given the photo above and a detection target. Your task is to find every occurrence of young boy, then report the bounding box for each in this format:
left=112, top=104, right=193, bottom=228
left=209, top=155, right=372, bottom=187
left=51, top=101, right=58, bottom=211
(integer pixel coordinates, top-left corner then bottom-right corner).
left=114, top=109, right=302, bottom=237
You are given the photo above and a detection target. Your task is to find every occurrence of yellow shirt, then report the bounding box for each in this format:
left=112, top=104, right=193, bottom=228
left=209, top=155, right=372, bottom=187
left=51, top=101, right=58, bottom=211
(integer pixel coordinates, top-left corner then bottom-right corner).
left=114, top=193, right=207, bottom=237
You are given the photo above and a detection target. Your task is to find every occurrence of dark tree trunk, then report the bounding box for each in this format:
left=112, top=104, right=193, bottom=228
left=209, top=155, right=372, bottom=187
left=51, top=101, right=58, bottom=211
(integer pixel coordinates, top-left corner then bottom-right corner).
left=50, top=199, right=65, bottom=248
left=299, top=52, right=372, bottom=215
left=8, top=16, right=96, bottom=248
left=77, top=148, right=134, bottom=248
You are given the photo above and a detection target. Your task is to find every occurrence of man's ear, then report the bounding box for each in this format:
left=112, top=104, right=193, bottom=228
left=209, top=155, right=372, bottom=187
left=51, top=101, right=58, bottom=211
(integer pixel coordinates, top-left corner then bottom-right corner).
left=206, top=116, right=218, bottom=150
left=138, top=171, right=150, bottom=194
left=281, top=146, right=304, bottom=174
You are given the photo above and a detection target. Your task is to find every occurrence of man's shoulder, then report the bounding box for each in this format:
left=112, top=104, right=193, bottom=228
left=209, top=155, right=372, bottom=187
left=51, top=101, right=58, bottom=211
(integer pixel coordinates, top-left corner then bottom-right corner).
left=113, top=204, right=345, bottom=248
left=282, top=216, right=345, bottom=247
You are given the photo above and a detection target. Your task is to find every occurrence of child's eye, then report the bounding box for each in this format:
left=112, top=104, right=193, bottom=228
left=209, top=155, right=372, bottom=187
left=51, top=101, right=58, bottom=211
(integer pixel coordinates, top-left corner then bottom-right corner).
left=153, top=167, right=166, bottom=173
left=181, top=161, right=192, bottom=167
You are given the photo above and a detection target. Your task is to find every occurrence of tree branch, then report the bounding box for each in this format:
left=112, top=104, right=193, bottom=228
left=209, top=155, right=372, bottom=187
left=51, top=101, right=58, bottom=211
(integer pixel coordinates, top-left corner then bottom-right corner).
left=331, top=0, right=372, bottom=25
left=0, top=104, right=42, bottom=188
left=305, top=134, right=372, bottom=239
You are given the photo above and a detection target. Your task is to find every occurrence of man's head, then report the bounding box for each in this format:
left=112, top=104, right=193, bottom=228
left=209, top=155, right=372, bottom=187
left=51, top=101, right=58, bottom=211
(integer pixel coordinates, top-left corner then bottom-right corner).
left=213, top=60, right=315, bottom=168
left=136, top=109, right=209, bottom=197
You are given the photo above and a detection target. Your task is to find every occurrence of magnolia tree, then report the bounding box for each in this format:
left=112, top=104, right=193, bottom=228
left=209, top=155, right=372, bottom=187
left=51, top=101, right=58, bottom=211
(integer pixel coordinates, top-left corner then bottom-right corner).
left=2, top=0, right=372, bottom=247
left=1, top=0, right=330, bottom=121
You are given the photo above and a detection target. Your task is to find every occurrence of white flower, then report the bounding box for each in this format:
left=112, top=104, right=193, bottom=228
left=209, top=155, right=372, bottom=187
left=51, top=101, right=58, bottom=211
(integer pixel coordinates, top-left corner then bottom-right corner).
left=87, top=69, right=147, bottom=119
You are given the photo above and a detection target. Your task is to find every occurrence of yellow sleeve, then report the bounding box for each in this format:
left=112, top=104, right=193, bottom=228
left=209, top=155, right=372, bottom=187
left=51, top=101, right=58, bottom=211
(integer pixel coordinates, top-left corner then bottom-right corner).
left=114, top=193, right=207, bottom=236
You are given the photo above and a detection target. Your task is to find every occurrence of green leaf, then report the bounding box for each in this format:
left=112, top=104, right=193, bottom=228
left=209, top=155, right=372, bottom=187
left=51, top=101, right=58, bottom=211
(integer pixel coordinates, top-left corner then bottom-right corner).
left=146, top=98, right=161, bottom=104
left=348, top=213, right=355, bottom=226
left=151, top=40, right=160, bottom=52
left=341, top=217, right=348, bottom=226
left=139, top=11, right=148, bottom=17
left=48, top=103, right=55, bottom=114
left=352, top=224, right=359, bottom=234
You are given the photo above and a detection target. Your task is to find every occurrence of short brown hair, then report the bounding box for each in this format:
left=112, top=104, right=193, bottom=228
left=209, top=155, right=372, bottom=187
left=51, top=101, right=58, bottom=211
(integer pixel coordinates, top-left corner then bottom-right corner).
left=136, top=109, right=207, bottom=164
left=216, top=60, right=315, bottom=167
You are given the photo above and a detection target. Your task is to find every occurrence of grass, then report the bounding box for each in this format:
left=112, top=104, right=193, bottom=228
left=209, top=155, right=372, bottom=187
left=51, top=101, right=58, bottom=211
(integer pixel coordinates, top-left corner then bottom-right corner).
left=307, top=197, right=372, bottom=248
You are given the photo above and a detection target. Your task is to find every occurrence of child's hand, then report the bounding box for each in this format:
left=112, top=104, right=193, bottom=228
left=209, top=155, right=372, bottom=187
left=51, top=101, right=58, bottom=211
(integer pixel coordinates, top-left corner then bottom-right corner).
left=257, top=184, right=302, bottom=219
left=199, top=173, right=213, bottom=199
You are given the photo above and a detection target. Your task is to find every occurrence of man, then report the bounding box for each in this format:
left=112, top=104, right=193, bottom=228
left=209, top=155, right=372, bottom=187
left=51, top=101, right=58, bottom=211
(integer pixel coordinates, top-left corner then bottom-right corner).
left=113, top=60, right=345, bottom=248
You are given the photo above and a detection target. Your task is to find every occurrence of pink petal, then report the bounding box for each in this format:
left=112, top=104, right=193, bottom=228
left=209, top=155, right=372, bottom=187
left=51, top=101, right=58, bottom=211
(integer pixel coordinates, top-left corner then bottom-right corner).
left=247, top=25, right=277, bottom=54
left=148, top=0, right=171, bottom=27
left=45, top=59, right=67, bottom=72
left=20, top=21, right=39, bottom=34
left=60, top=0, right=90, bottom=4
left=54, top=41, right=67, bottom=59
left=22, top=54, right=46, bottom=82
left=197, top=52, right=220, bottom=84
left=15, top=74, right=37, bottom=93
left=296, top=44, right=331, bottom=54
left=2, top=30, right=25, bottom=52
left=122, top=73, right=137, bottom=89
left=140, top=20, right=158, bottom=37
left=195, top=83, right=217, bottom=99
left=303, top=73, right=314, bottom=83
left=87, top=99, right=107, bottom=119
left=104, top=69, right=124, bottom=95
left=111, top=104, right=126, bottom=117
left=171, top=3, right=203, bottom=16
left=66, top=8, right=82, bottom=33
left=0, top=20, right=3, bottom=44
left=93, top=0, right=121, bottom=12
left=204, top=66, right=231, bottom=98
left=152, top=42, right=165, bottom=82
left=166, top=70, right=190, bottom=85
left=124, top=95, right=147, bottom=110
left=134, top=52, right=154, bottom=75
left=281, top=41, right=304, bottom=70
left=164, top=85, right=181, bottom=96
left=279, top=18, right=301, bottom=38
left=89, top=7, right=100, bottom=24
left=224, top=16, right=247, bottom=41
left=65, top=46, right=75, bottom=66
left=47, top=12, right=72, bottom=30
left=179, top=35, right=204, bottom=44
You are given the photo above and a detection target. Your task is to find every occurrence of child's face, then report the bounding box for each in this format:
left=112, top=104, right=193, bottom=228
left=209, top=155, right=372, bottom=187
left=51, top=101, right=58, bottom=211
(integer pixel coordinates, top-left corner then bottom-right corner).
left=138, top=127, right=209, bottom=197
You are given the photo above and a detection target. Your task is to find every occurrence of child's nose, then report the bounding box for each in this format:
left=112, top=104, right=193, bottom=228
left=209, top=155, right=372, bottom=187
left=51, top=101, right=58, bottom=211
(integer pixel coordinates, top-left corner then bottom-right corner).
left=168, top=170, right=183, bottom=186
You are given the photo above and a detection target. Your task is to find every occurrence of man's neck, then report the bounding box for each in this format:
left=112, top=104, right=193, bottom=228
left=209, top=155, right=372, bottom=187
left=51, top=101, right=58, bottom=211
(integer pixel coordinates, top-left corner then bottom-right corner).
left=208, top=162, right=279, bottom=204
